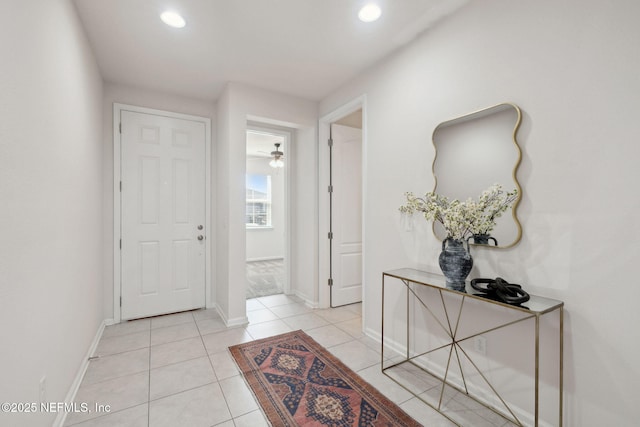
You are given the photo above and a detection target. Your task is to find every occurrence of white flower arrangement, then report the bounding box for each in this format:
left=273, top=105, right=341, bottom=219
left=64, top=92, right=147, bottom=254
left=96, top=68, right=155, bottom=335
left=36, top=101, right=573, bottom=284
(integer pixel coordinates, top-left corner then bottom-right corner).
left=399, top=184, right=518, bottom=241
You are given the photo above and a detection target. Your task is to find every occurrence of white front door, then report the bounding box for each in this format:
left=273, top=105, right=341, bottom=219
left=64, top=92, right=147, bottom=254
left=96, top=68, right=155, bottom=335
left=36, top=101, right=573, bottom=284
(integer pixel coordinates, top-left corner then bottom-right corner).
left=120, top=110, right=206, bottom=320
left=330, top=124, right=363, bottom=307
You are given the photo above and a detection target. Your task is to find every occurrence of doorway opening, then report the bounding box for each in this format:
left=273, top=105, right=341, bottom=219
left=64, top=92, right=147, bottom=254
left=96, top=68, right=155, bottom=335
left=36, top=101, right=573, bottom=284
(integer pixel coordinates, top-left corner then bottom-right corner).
left=245, top=126, right=291, bottom=299
left=328, top=111, right=363, bottom=307
left=319, top=99, right=365, bottom=309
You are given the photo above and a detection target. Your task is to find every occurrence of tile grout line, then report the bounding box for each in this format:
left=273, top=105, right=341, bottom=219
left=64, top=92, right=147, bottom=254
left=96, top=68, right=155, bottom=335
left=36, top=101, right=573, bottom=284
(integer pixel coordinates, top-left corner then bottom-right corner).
left=196, top=310, right=237, bottom=426
left=91, top=300, right=504, bottom=426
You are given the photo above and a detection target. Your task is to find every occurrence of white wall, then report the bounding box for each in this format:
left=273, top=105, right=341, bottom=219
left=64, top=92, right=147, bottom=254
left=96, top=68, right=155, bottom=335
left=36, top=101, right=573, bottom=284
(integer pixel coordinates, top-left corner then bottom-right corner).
left=101, top=82, right=216, bottom=318
left=320, top=0, right=640, bottom=425
left=246, top=157, right=285, bottom=261
left=216, top=83, right=318, bottom=324
left=0, top=1, right=104, bottom=426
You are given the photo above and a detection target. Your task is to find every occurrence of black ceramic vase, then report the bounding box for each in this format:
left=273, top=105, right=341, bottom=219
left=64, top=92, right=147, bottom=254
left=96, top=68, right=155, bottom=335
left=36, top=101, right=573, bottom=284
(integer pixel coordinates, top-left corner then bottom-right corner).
left=439, top=238, right=473, bottom=291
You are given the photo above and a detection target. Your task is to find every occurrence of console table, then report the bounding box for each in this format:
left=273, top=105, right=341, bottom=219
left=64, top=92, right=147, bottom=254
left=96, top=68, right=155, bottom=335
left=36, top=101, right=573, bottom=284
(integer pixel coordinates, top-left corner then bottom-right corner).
left=381, top=268, right=563, bottom=426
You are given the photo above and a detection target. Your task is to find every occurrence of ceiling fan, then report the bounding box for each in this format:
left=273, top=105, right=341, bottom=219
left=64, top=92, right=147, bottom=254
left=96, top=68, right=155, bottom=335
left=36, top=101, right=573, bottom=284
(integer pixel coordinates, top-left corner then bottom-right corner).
left=268, top=143, right=284, bottom=168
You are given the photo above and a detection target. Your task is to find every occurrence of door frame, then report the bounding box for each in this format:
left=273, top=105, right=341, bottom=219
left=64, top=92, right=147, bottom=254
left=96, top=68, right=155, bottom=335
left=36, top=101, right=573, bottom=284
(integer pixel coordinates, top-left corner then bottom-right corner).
left=113, top=103, right=212, bottom=323
left=318, top=95, right=367, bottom=310
left=245, top=123, right=293, bottom=296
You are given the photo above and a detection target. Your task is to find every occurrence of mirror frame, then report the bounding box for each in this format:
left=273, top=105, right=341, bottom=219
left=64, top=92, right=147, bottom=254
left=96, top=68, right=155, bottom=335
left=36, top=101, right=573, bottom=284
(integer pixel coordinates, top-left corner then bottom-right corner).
left=431, top=102, right=523, bottom=248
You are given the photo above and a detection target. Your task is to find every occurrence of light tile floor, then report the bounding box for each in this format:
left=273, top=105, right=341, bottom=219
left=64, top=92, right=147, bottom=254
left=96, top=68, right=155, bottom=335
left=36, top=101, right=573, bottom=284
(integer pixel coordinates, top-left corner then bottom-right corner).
left=65, top=295, right=515, bottom=426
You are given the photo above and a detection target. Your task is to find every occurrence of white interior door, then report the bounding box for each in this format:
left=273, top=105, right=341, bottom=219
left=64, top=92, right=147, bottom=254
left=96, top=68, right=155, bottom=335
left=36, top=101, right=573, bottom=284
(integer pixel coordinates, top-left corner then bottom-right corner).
left=120, top=110, right=206, bottom=320
left=330, top=124, right=363, bottom=307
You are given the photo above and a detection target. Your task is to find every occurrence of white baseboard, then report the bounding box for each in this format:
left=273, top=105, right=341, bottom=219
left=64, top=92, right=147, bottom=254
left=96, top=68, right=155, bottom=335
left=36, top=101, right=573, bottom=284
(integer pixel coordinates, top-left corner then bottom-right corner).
left=362, top=329, right=551, bottom=427
left=53, top=320, right=106, bottom=427
left=411, top=356, right=547, bottom=426
left=293, top=290, right=318, bottom=309
left=246, top=256, right=284, bottom=262
left=215, top=303, right=248, bottom=327
left=363, top=326, right=381, bottom=344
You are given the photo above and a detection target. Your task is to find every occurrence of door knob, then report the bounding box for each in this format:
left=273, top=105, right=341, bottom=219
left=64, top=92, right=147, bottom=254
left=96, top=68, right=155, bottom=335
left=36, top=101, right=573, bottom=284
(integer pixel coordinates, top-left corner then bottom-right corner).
left=197, top=235, right=204, bottom=241
left=197, top=225, right=203, bottom=230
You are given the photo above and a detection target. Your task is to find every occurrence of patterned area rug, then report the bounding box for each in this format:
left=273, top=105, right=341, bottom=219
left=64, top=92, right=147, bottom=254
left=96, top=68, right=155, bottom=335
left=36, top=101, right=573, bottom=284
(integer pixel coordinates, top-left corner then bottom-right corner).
left=229, top=330, right=422, bottom=427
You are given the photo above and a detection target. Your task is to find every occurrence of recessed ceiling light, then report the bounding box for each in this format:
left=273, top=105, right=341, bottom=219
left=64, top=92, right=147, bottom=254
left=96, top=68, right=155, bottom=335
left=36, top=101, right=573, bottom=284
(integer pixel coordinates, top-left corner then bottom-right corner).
left=160, top=11, right=186, bottom=28
left=358, top=3, right=381, bottom=22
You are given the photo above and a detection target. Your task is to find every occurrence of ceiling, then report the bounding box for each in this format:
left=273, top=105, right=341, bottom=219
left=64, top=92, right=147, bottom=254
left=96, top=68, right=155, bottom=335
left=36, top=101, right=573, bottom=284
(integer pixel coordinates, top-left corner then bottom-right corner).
left=73, top=0, right=468, bottom=101
left=246, top=131, right=284, bottom=159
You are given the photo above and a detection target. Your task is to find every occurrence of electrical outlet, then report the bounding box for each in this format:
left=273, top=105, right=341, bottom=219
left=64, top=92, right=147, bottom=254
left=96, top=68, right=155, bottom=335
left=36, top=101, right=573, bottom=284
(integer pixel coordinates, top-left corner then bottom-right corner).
left=39, top=376, right=46, bottom=404
left=474, top=336, right=487, bottom=355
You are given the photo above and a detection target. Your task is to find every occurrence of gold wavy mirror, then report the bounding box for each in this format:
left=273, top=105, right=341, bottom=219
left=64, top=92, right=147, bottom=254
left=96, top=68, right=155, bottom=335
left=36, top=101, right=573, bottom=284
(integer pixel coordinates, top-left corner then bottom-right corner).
left=432, top=103, right=522, bottom=248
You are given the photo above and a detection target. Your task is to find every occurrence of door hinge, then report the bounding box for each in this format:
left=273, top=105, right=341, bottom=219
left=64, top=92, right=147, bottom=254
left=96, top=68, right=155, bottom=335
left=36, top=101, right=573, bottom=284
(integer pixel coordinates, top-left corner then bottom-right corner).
left=328, top=232, right=333, bottom=239
left=119, top=122, right=122, bottom=134
left=119, top=296, right=122, bottom=307
left=119, top=239, right=122, bottom=249
left=328, top=278, right=334, bottom=286
left=328, top=185, right=333, bottom=193
left=328, top=138, right=333, bottom=147
left=119, top=181, right=122, bottom=192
